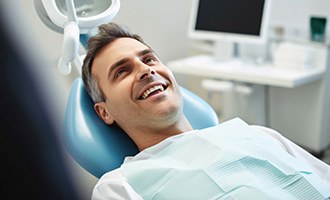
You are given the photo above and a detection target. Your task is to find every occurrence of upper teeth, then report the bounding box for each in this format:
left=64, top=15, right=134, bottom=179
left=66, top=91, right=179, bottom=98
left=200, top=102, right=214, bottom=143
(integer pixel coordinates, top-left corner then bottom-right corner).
left=142, top=85, right=164, bottom=99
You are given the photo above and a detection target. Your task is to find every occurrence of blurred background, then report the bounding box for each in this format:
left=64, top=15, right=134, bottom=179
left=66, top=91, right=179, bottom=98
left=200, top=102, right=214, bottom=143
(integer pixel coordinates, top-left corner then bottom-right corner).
left=1, top=0, right=330, bottom=199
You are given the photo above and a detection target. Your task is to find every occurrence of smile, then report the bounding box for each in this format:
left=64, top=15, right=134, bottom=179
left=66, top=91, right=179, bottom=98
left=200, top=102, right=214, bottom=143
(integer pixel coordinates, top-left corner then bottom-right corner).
left=140, top=84, right=167, bottom=100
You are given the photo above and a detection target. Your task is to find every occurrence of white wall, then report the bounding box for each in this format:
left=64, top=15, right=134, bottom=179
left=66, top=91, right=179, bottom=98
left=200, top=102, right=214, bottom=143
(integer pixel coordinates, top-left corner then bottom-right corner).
left=113, top=0, right=330, bottom=64
left=4, top=0, right=330, bottom=199
left=113, top=0, right=194, bottom=63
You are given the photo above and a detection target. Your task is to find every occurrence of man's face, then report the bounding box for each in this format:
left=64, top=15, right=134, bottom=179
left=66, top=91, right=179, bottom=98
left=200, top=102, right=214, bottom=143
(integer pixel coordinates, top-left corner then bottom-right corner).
left=92, top=38, right=183, bottom=132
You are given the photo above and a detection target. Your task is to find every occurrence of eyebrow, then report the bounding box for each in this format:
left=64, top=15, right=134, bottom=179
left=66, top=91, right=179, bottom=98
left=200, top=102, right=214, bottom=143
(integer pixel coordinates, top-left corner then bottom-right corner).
left=107, top=48, right=155, bottom=80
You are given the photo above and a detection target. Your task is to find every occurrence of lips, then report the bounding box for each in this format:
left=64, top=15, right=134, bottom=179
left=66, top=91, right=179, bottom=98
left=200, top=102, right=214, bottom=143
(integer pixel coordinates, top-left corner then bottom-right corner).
left=139, top=83, right=168, bottom=100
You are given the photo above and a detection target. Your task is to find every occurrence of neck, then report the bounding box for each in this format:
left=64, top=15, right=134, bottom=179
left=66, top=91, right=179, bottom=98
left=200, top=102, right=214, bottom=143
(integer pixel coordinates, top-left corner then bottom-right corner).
left=128, top=116, right=193, bottom=151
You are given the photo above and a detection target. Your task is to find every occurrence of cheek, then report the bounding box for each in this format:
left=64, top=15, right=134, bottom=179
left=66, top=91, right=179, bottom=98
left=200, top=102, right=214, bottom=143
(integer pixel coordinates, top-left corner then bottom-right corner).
left=105, top=96, right=132, bottom=123
left=106, top=79, right=132, bottom=99
left=105, top=97, right=140, bottom=128
left=162, top=67, right=177, bottom=83
left=104, top=82, right=133, bottom=110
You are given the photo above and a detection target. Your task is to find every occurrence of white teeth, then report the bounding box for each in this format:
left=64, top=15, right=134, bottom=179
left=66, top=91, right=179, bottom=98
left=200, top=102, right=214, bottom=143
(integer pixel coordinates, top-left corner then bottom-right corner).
left=142, top=85, right=164, bottom=99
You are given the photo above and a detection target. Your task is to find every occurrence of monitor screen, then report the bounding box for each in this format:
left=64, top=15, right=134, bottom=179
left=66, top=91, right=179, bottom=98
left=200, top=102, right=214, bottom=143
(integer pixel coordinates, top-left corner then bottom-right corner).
left=188, top=0, right=271, bottom=44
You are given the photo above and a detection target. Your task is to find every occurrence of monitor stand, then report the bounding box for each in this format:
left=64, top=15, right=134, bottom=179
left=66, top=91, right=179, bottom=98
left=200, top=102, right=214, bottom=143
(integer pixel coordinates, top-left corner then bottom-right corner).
left=212, top=40, right=237, bottom=62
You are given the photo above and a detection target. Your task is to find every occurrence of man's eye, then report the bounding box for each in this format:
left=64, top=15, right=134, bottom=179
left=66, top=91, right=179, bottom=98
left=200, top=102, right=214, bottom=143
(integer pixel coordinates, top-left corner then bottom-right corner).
left=145, top=57, right=157, bottom=64
left=115, top=67, right=130, bottom=78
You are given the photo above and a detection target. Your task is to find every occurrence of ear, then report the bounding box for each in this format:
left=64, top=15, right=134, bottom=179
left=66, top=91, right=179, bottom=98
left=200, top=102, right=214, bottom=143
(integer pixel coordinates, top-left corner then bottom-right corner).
left=94, top=102, right=115, bottom=125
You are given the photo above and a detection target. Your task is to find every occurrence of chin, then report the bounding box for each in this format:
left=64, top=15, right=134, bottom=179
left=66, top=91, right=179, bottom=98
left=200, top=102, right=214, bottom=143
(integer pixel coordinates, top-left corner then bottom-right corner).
left=158, top=102, right=183, bottom=121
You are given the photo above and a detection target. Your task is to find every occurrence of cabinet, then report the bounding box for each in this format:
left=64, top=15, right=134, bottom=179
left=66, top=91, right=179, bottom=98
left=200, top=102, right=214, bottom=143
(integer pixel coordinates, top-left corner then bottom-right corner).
left=167, top=45, right=329, bottom=154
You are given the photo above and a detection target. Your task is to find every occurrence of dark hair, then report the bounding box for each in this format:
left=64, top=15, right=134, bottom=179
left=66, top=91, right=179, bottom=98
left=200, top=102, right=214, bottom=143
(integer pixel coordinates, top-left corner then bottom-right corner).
left=82, top=23, right=145, bottom=103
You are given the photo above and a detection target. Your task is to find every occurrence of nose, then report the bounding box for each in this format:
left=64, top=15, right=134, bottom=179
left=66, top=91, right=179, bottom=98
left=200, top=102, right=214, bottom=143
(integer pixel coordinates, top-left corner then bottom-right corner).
left=137, top=64, right=155, bottom=81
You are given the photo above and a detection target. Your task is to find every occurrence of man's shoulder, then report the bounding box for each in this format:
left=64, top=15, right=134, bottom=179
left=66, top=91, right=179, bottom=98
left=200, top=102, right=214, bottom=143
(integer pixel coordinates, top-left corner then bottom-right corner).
left=98, top=168, right=125, bottom=183
left=92, top=168, right=143, bottom=200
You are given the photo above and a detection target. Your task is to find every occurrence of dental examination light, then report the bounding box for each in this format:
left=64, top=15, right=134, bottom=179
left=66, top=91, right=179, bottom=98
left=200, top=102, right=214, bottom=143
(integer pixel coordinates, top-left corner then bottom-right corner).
left=34, top=0, right=120, bottom=75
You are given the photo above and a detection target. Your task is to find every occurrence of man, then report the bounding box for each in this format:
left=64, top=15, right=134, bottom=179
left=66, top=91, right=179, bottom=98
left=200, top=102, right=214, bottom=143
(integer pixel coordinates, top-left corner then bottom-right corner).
left=82, top=23, right=192, bottom=152
left=82, top=23, right=330, bottom=199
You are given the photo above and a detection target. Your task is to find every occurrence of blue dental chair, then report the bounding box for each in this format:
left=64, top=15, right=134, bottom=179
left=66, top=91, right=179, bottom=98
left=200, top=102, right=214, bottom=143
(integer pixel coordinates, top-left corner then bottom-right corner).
left=64, top=78, right=219, bottom=178
left=34, top=0, right=218, bottom=179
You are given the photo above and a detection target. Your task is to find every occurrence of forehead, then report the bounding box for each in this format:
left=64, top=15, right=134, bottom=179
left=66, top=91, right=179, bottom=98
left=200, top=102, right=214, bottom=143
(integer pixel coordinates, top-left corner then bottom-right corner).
left=100, top=37, right=148, bottom=60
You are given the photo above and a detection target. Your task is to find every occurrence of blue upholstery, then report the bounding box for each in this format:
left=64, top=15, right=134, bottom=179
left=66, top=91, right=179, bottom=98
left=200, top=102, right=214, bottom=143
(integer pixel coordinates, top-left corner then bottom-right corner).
left=64, top=78, right=219, bottom=178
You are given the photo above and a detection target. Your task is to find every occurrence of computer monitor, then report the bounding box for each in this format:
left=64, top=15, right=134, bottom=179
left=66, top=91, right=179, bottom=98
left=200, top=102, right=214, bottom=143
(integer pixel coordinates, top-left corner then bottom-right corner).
left=188, top=0, right=271, bottom=61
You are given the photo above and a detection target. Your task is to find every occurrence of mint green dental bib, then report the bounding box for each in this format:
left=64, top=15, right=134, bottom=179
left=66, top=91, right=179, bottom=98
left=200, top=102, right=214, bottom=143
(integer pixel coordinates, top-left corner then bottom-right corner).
left=121, top=118, right=330, bottom=200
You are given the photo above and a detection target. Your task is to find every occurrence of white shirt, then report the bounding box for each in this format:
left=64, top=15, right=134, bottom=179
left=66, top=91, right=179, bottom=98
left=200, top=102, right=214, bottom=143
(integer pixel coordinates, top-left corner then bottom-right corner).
left=92, top=125, right=330, bottom=200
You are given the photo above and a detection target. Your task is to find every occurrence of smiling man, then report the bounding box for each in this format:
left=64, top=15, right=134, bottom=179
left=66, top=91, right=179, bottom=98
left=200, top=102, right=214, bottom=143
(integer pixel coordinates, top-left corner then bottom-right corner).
left=82, top=25, right=192, bottom=152
left=82, top=23, right=330, bottom=199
